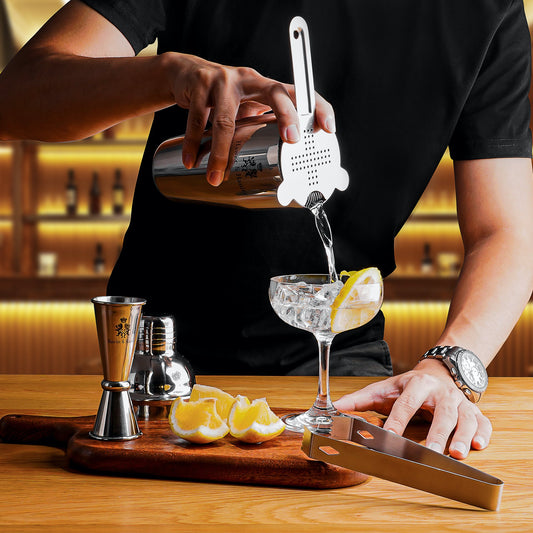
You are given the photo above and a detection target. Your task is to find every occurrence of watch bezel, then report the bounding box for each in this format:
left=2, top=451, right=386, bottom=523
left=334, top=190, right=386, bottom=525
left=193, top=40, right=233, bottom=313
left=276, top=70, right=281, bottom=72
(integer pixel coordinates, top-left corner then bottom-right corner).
left=453, top=348, right=488, bottom=394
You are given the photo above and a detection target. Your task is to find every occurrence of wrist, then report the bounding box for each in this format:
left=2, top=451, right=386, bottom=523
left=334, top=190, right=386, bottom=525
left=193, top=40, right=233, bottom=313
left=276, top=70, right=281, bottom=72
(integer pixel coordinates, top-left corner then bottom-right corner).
left=414, top=357, right=453, bottom=378
left=156, top=52, right=184, bottom=105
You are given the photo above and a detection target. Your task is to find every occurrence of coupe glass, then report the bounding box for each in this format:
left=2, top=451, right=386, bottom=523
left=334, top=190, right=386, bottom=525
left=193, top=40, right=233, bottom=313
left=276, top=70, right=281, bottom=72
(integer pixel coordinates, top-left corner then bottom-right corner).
left=269, top=273, right=383, bottom=433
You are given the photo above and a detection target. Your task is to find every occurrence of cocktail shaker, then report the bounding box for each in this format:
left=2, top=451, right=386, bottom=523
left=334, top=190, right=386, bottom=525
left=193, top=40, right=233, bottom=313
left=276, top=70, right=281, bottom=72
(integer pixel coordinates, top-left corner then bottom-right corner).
left=153, top=17, right=349, bottom=210
left=129, top=315, right=195, bottom=420
left=153, top=114, right=284, bottom=208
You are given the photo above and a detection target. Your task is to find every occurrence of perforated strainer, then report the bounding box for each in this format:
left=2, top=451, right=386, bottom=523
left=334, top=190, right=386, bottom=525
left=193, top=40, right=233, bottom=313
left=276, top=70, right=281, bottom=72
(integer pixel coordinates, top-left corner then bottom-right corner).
left=277, top=17, right=349, bottom=208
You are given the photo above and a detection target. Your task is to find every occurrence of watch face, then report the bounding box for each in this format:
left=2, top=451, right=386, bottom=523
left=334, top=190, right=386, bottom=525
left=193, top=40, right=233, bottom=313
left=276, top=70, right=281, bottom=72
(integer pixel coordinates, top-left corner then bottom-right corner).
left=457, top=350, right=488, bottom=392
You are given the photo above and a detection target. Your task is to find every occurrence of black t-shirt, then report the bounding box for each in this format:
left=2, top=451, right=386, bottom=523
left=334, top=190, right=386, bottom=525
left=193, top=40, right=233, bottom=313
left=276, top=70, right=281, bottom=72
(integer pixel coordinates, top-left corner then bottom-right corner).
left=81, top=0, right=531, bottom=375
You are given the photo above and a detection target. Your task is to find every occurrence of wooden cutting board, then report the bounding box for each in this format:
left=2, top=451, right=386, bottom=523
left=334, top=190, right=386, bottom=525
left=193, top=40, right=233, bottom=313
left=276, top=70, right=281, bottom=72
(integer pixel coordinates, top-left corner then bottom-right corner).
left=0, top=409, right=382, bottom=489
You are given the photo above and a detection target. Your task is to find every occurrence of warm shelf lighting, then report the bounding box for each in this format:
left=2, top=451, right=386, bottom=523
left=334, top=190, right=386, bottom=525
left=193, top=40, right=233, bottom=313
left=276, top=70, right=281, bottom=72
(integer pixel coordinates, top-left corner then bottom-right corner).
left=396, top=221, right=461, bottom=236
left=38, top=143, right=144, bottom=164
left=37, top=221, right=129, bottom=237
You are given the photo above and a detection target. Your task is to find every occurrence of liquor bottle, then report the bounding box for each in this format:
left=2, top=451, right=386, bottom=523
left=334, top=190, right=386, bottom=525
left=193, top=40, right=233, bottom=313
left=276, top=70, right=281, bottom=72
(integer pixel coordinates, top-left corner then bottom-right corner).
left=89, top=172, right=101, bottom=215
left=94, top=243, right=105, bottom=274
left=112, top=169, right=125, bottom=215
left=420, top=242, right=434, bottom=275
left=65, top=169, right=78, bottom=216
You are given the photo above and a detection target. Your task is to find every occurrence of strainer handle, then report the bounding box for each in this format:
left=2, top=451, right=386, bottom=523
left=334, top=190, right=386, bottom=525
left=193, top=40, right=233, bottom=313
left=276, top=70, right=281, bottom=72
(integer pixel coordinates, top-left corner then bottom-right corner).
left=289, top=16, right=316, bottom=127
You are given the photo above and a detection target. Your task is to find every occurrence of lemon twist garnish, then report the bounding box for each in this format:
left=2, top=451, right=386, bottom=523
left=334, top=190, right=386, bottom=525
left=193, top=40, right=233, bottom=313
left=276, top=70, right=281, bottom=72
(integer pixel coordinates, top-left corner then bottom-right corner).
left=331, top=267, right=383, bottom=333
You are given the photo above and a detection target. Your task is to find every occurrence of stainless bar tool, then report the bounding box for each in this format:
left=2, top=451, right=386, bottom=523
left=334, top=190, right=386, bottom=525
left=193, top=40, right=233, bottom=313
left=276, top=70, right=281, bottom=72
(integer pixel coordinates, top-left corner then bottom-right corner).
left=90, top=296, right=146, bottom=441
left=129, top=315, right=195, bottom=420
left=153, top=16, right=348, bottom=209
left=302, top=415, right=504, bottom=511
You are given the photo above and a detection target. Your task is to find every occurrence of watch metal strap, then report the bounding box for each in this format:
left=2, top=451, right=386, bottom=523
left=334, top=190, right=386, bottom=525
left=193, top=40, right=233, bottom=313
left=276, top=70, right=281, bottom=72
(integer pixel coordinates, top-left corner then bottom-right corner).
left=420, top=345, right=451, bottom=361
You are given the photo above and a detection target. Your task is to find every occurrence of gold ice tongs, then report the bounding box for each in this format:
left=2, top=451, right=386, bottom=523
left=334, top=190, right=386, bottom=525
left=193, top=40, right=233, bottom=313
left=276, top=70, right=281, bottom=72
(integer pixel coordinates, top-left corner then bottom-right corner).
left=301, top=414, right=503, bottom=511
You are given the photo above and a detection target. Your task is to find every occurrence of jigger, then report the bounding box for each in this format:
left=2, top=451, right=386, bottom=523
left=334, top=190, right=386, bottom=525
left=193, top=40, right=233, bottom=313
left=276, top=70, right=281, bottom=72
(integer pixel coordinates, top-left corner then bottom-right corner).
left=90, top=296, right=146, bottom=441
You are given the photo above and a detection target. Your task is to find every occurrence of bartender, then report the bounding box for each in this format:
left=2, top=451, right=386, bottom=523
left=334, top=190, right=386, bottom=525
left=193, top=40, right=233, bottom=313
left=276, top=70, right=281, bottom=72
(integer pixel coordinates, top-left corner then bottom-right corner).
left=1, top=0, right=532, bottom=461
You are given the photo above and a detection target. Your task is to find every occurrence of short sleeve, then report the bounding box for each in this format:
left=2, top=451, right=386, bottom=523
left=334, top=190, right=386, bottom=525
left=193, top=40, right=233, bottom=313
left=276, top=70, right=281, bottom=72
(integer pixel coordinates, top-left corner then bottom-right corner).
left=449, top=0, right=532, bottom=160
left=79, top=0, right=170, bottom=54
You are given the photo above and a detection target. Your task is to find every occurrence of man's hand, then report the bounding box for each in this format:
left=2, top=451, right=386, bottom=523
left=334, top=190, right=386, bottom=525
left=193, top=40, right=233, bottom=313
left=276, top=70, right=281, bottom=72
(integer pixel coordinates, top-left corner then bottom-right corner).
left=333, top=359, right=492, bottom=460
left=163, top=53, right=336, bottom=186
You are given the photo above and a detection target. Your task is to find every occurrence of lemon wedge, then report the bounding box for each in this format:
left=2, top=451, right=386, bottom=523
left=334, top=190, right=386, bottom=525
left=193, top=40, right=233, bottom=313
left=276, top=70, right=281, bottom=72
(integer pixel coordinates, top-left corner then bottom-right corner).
left=189, top=383, right=236, bottom=421
left=330, top=267, right=383, bottom=333
left=168, top=397, right=229, bottom=444
left=228, top=395, right=286, bottom=444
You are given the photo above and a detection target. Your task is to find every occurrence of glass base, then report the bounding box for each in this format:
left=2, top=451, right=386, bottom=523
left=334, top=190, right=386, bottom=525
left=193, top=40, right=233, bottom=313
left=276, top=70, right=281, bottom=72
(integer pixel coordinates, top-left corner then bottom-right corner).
left=282, top=408, right=339, bottom=434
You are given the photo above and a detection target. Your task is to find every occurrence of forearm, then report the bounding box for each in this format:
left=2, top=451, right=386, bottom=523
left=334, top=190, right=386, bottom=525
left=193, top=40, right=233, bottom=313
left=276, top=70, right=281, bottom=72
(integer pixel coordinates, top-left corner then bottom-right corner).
left=0, top=49, right=175, bottom=142
left=434, top=229, right=533, bottom=366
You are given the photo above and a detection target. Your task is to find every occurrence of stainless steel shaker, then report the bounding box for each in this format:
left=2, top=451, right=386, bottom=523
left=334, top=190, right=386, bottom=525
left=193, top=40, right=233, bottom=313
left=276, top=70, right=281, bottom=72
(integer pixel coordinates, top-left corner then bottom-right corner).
left=153, top=114, right=286, bottom=208
left=129, top=315, right=195, bottom=420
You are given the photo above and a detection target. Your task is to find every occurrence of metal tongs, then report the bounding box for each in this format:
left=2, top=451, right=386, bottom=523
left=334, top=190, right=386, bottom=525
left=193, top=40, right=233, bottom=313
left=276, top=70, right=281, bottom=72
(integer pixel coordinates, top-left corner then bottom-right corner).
left=302, top=415, right=503, bottom=511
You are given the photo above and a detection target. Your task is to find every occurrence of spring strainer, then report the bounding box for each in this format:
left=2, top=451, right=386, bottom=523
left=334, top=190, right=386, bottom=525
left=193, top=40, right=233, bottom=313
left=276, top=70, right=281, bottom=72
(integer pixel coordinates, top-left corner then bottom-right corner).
left=277, top=17, right=349, bottom=209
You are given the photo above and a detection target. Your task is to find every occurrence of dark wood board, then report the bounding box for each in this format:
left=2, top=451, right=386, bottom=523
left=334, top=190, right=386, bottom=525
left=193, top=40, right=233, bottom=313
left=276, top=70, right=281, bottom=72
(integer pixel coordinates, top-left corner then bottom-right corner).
left=0, top=409, right=382, bottom=489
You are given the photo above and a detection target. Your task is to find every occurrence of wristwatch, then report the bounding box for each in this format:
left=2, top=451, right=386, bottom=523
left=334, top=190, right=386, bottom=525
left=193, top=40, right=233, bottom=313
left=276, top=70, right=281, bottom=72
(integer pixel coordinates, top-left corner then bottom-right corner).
left=419, top=345, right=488, bottom=403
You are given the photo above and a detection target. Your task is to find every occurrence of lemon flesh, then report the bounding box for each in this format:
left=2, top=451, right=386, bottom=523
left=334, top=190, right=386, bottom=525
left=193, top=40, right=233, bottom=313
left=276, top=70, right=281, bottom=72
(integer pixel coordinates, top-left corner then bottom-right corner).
left=168, top=397, right=229, bottom=444
left=189, top=383, right=236, bottom=420
left=330, top=267, right=383, bottom=333
left=228, top=395, right=285, bottom=443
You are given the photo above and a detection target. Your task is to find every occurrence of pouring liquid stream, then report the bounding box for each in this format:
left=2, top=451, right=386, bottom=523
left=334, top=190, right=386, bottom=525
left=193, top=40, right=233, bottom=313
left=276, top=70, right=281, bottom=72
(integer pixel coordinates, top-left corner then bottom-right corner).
left=310, top=202, right=338, bottom=284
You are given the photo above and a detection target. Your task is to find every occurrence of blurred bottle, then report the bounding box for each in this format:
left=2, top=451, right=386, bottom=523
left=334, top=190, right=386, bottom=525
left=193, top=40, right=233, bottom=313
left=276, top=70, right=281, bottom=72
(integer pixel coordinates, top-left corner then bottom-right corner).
left=112, top=169, right=125, bottom=215
left=89, top=172, right=101, bottom=215
left=94, top=243, right=105, bottom=274
left=420, top=242, right=434, bottom=275
left=65, top=169, right=78, bottom=216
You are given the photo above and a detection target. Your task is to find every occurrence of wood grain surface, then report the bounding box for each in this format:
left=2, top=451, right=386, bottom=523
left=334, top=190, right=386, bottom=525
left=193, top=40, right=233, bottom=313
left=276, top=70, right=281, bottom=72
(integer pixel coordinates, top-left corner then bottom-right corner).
left=0, top=411, right=375, bottom=489
left=1, top=374, right=532, bottom=532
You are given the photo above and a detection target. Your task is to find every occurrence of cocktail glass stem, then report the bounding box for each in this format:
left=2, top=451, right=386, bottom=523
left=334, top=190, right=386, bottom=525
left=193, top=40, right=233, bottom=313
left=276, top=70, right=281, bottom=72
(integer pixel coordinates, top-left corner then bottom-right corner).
left=282, top=334, right=338, bottom=433
left=307, top=334, right=336, bottom=416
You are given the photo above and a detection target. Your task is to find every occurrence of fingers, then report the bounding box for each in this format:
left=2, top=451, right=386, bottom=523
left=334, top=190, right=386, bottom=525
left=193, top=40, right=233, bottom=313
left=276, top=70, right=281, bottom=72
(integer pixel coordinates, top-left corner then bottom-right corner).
left=314, top=92, right=336, bottom=134
left=382, top=374, right=438, bottom=436
left=447, top=405, right=492, bottom=459
left=243, top=77, right=300, bottom=142
left=272, top=88, right=337, bottom=138
left=335, top=370, right=493, bottom=460
left=424, top=396, right=460, bottom=454
left=204, top=83, right=240, bottom=186
left=182, top=96, right=210, bottom=171
left=334, top=379, right=400, bottom=414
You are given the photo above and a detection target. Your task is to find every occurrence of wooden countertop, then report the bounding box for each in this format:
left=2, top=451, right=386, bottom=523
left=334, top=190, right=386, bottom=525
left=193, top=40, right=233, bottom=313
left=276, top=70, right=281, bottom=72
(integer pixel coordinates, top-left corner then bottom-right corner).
left=1, top=374, right=532, bottom=531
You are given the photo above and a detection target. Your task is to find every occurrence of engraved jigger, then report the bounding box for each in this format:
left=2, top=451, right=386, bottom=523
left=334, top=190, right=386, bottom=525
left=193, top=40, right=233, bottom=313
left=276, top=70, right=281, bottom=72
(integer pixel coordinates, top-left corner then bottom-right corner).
left=90, top=296, right=146, bottom=441
left=129, top=315, right=195, bottom=420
